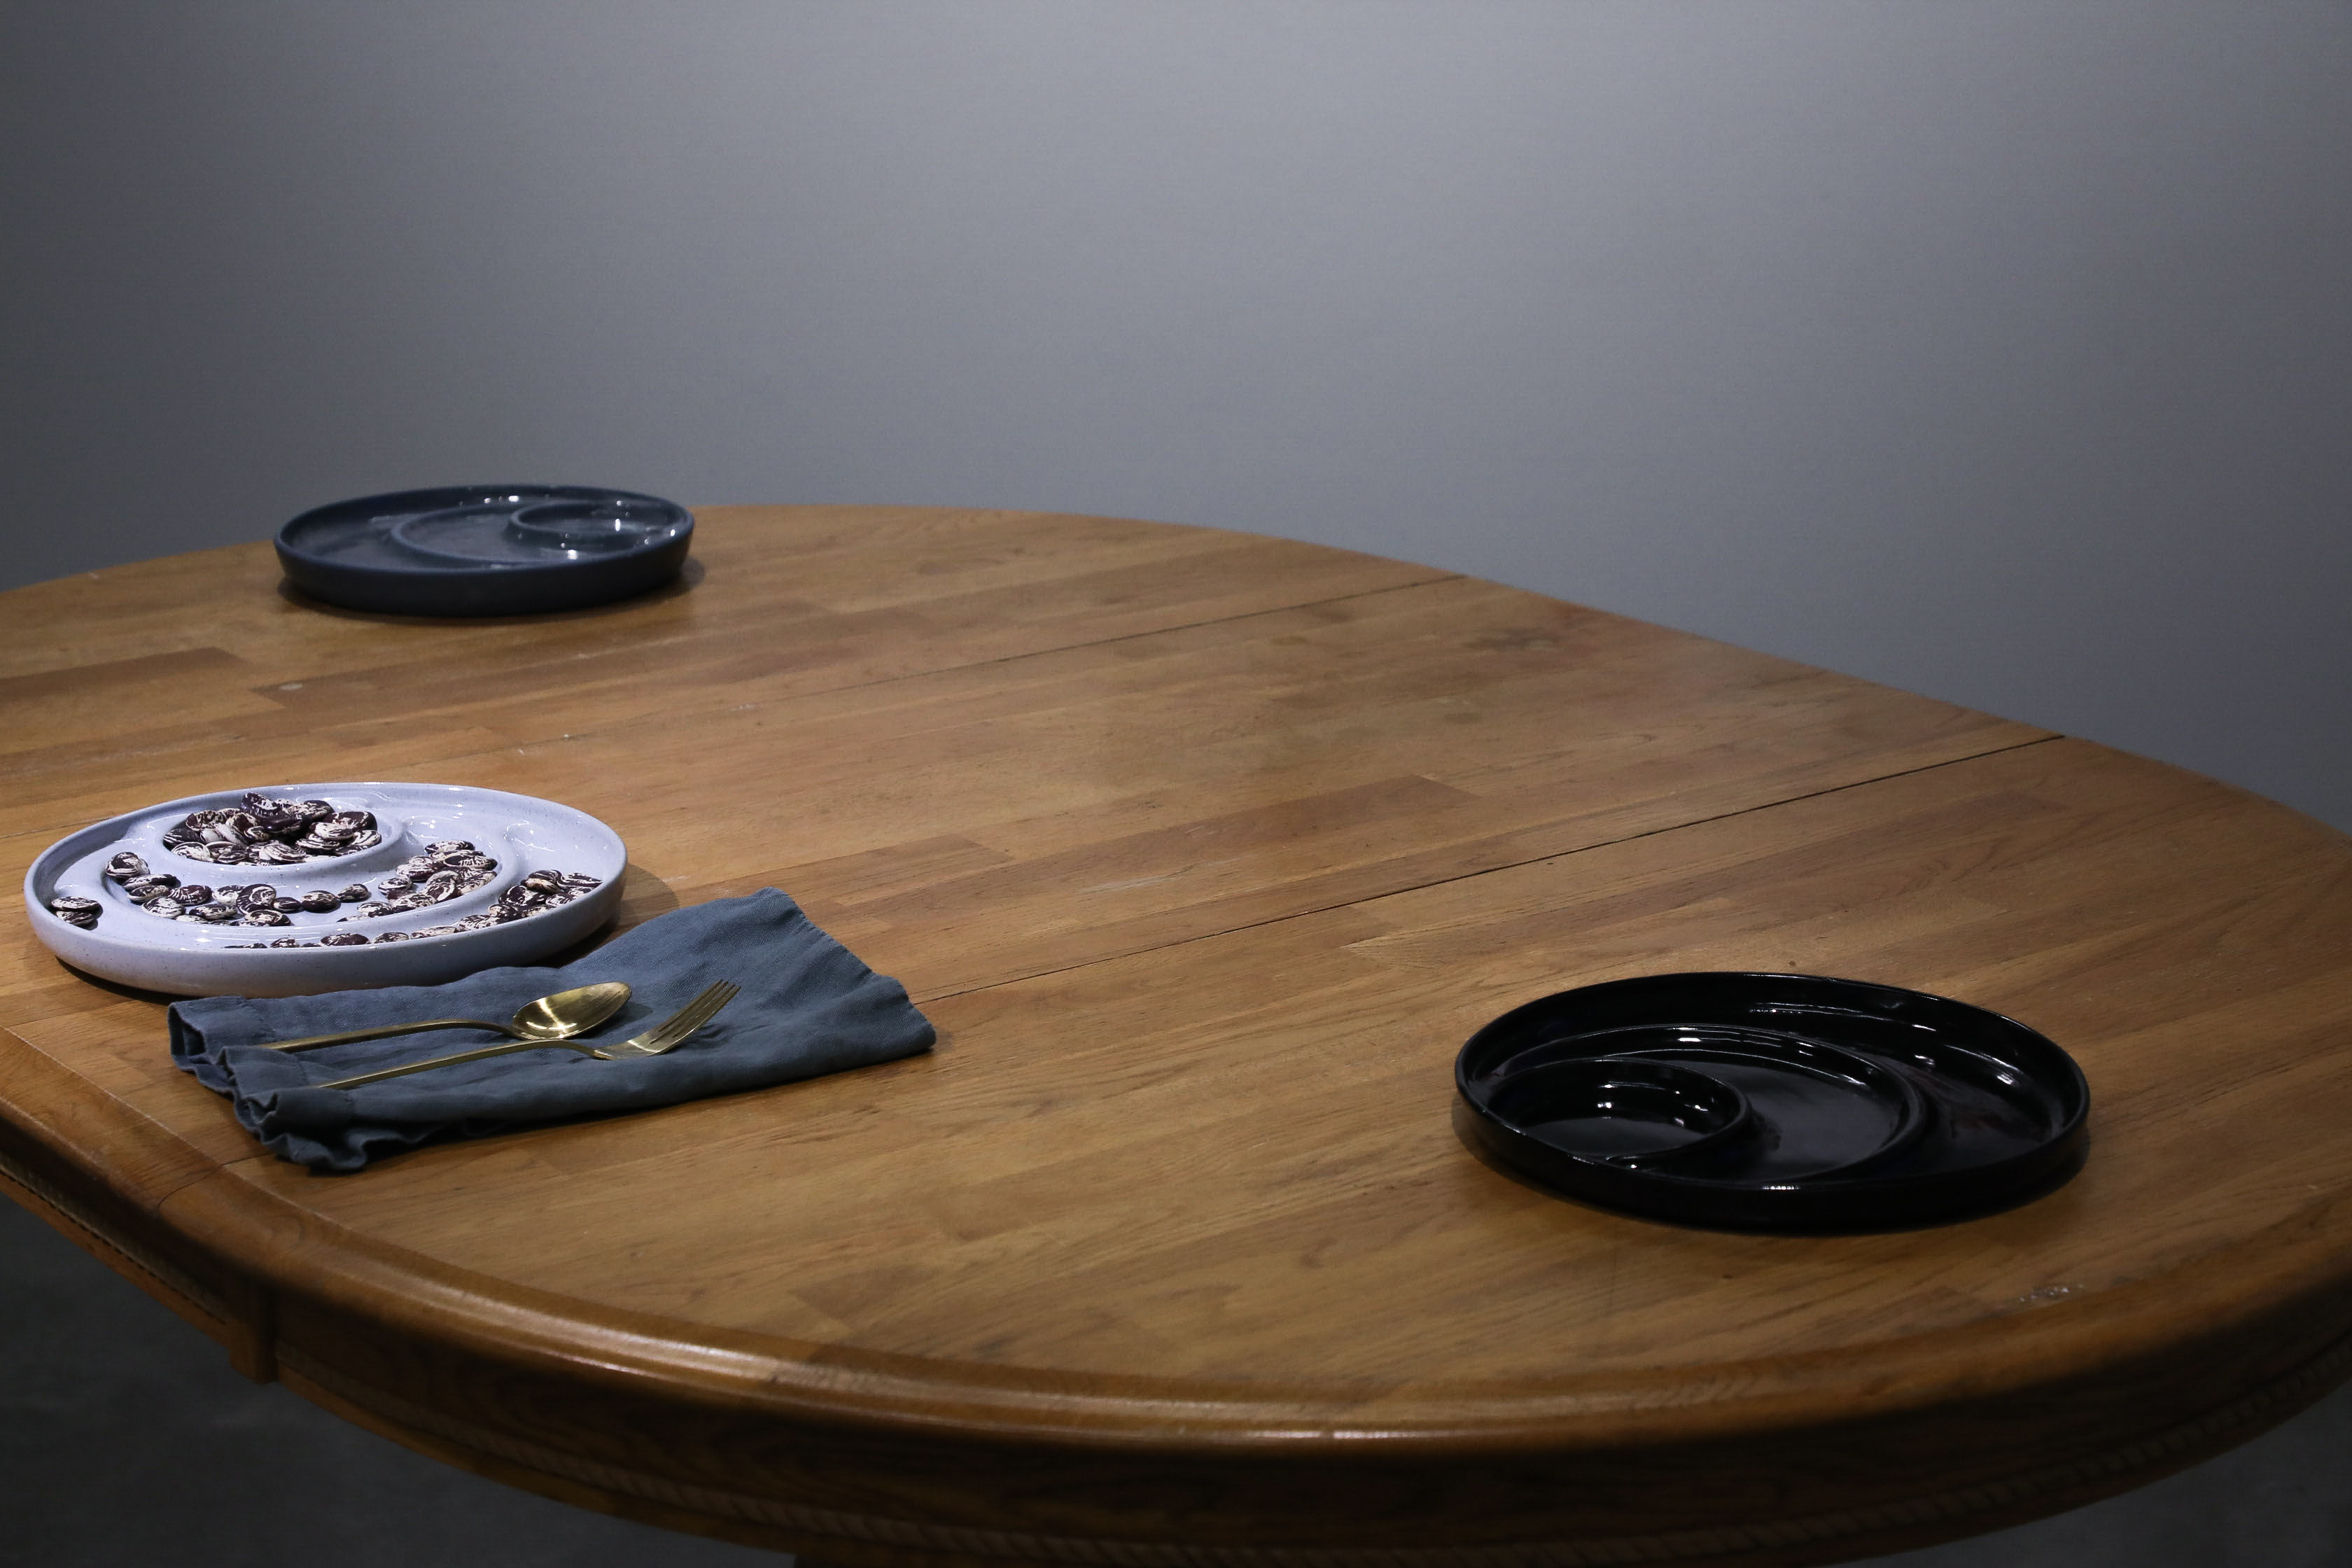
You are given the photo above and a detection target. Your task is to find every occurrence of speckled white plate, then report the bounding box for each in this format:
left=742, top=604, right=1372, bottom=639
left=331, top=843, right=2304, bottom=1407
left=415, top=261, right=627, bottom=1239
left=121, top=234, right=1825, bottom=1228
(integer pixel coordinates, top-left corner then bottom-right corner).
left=23, top=783, right=625, bottom=997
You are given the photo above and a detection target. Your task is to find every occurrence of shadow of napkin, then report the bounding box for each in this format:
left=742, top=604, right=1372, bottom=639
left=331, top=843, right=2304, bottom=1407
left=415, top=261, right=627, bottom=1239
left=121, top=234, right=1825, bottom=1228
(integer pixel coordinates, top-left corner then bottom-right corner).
left=170, top=889, right=934, bottom=1171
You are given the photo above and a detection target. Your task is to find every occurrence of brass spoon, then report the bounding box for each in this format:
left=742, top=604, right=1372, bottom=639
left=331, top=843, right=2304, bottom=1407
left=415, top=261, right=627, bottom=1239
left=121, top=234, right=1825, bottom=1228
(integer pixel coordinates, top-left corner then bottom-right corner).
left=316, top=981, right=738, bottom=1090
left=258, top=982, right=632, bottom=1054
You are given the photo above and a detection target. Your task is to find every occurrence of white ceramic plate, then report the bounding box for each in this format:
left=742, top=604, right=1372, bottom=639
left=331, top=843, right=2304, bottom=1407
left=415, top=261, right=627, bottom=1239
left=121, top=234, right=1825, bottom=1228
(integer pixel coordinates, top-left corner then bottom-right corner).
left=23, top=783, right=626, bottom=997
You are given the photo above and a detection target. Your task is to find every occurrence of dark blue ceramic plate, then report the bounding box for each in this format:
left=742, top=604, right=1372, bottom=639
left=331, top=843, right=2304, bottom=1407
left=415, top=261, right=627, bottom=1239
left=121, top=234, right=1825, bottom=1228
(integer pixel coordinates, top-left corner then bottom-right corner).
left=276, top=485, right=694, bottom=616
left=1454, top=972, right=2089, bottom=1231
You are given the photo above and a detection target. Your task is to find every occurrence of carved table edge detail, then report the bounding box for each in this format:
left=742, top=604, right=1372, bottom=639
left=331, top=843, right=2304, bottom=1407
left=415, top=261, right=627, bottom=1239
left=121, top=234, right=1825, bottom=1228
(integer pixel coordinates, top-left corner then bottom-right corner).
left=272, top=1329, right=2352, bottom=1568
left=158, top=1163, right=2352, bottom=1454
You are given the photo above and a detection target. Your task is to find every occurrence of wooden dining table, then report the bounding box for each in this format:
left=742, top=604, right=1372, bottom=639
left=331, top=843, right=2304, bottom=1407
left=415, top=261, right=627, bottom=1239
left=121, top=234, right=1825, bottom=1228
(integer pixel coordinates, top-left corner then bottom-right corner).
left=5, top=507, right=2352, bottom=1568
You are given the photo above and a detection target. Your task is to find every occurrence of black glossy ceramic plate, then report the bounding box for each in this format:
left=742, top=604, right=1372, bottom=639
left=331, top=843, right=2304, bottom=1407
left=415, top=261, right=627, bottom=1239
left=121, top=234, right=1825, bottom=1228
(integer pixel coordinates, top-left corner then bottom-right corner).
left=1454, top=973, right=2089, bottom=1230
left=276, top=484, right=694, bottom=616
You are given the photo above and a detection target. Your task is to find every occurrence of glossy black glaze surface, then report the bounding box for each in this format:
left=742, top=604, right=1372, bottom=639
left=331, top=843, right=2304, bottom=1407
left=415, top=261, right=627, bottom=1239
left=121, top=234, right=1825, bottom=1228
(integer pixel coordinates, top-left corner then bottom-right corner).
left=275, top=485, right=694, bottom=616
left=1455, top=972, right=2090, bottom=1230
left=1484, top=1057, right=1754, bottom=1170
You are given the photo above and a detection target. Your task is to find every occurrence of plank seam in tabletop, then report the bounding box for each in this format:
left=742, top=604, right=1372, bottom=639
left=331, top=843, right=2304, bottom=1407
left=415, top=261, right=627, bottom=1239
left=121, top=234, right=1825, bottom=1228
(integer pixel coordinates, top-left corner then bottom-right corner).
left=757, top=573, right=1457, bottom=688
left=916, top=732, right=2065, bottom=1002
left=0, top=522, right=2054, bottom=1015
left=0, top=573, right=1465, bottom=839
left=0, top=518, right=1462, bottom=827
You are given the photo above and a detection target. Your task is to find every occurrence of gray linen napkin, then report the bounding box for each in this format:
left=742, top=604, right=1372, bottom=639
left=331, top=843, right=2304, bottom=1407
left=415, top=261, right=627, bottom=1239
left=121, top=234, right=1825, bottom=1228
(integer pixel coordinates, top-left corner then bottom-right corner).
left=170, top=889, right=933, bottom=1171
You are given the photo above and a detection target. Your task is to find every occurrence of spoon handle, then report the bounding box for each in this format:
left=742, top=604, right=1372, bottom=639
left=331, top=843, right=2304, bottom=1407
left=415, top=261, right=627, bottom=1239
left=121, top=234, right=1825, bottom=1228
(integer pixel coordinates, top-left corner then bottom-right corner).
left=314, top=1037, right=581, bottom=1090
left=259, top=1017, right=523, bottom=1052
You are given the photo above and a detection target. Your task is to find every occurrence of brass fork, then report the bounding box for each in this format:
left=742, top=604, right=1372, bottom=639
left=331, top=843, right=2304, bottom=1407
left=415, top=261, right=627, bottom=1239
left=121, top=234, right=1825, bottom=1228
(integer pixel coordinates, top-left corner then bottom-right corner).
left=314, top=981, right=741, bottom=1091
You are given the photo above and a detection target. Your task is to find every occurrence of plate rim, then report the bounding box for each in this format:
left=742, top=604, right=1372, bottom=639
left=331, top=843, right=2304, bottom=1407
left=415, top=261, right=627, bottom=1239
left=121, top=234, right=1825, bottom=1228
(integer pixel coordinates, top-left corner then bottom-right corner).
left=1453, top=970, right=2091, bottom=1230
left=22, top=779, right=627, bottom=996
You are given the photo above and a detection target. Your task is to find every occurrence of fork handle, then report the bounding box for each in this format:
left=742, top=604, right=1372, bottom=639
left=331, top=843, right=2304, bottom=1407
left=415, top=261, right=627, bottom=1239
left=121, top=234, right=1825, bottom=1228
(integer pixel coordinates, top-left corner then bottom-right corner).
left=260, top=1017, right=523, bottom=1053
left=314, top=1037, right=582, bottom=1091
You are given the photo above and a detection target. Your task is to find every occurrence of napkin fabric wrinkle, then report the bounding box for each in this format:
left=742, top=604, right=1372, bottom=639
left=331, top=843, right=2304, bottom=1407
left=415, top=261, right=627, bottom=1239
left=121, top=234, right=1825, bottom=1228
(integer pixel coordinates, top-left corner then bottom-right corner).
left=170, top=889, right=933, bottom=1171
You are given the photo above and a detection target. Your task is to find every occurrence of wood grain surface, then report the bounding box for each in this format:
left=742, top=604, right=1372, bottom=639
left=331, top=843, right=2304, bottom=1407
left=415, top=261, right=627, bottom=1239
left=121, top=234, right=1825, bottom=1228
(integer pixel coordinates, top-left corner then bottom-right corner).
left=5, top=507, right=2351, bottom=1568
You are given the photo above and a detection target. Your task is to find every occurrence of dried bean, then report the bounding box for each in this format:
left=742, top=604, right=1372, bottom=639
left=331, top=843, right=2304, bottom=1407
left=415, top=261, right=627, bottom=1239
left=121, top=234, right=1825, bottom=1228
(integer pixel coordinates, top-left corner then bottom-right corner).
left=47, top=895, right=100, bottom=929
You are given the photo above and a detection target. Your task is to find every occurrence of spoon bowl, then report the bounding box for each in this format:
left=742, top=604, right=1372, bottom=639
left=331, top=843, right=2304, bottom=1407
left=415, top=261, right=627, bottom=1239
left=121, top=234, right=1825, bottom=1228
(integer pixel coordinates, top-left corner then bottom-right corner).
left=505, top=982, right=633, bottom=1043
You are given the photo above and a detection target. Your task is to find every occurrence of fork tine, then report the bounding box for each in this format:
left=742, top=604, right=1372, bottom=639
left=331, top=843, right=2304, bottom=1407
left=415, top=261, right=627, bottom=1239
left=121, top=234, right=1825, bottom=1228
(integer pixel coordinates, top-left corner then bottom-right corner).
left=676, top=980, right=737, bottom=1027
left=321, top=982, right=745, bottom=1084
left=640, top=993, right=729, bottom=1053
left=641, top=981, right=738, bottom=1051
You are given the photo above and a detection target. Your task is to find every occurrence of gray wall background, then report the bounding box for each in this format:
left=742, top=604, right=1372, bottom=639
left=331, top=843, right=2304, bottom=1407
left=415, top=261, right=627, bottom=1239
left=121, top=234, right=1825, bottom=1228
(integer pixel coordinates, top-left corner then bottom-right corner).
left=4, top=0, right=2347, bottom=831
